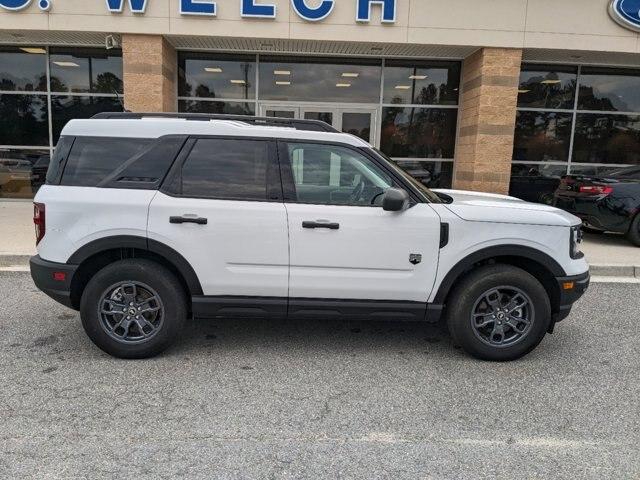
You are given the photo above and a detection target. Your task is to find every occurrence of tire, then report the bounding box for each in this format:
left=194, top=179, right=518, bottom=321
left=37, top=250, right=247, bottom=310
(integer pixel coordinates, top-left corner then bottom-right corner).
left=80, top=259, right=187, bottom=359
left=446, top=264, right=551, bottom=361
left=626, top=213, right=640, bottom=247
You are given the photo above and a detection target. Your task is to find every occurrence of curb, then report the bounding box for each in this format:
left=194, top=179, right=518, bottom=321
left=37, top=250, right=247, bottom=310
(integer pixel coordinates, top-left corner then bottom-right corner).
left=590, top=264, right=640, bottom=279
left=0, top=255, right=32, bottom=267
left=1, top=255, right=639, bottom=279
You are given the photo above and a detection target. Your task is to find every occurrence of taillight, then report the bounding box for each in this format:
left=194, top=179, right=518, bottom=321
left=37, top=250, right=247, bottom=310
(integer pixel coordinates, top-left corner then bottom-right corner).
left=579, top=185, right=613, bottom=195
left=33, top=202, right=45, bottom=245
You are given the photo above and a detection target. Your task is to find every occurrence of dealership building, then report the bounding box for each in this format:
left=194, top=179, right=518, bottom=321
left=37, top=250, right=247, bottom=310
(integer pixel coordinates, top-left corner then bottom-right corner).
left=1, top=0, right=640, bottom=201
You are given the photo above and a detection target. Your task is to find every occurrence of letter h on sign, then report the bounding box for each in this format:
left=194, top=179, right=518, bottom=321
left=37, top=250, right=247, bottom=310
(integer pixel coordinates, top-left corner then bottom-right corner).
left=356, top=0, right=396, bottom=23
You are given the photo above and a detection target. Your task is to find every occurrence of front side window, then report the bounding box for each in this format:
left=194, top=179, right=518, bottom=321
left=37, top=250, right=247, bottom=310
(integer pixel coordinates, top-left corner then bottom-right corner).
left=284, top=143, right=395, bottom=206
left=180, top=138, right=269, bottom=200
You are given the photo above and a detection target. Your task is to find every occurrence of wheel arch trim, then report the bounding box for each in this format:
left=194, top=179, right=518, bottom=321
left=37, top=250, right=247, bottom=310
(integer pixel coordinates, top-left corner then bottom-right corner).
left=67, top=235, right=203, bottom=296
left=433, top=245, right=566, bottom=305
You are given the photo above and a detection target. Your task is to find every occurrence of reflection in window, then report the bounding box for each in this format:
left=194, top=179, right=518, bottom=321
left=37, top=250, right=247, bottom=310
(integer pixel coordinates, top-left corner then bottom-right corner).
left=578, top=67, right=640, bottom=112
left=0, top=47, right=47, bottom=92
left=517, top=65, right=577, bottom=109
left=573, top=113, right=640, bottom=164
left=51, top=96, right=123, bottom=143
left=259, top=56, right=381, bottom=103
left=513, top=111, right=573, bottom=162
left=383, top=60, right=460, bottom=105
left=0, top=148, right=50, bottom=199
left=394, top=160, right=453, bottom=189
left=509, top=163, right=568, bottom=204
left=178, top=53, right=255, bottom=100
left=49, top=48, right=123, bottom=94
left=178, top=100, right=255, bottom=116
left=569, top=164, right=637, bottom=177
left=380, top=107, right=457, bottom=158
left=0, top=94, right=49, bottom=146
left=341, top=112, right=371, bottom=142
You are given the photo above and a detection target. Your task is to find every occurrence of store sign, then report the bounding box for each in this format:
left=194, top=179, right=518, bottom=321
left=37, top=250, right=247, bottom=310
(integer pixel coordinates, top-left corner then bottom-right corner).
left=609, top=0, right=640, bottom=32
left=0, top=0, right=396, bottom=22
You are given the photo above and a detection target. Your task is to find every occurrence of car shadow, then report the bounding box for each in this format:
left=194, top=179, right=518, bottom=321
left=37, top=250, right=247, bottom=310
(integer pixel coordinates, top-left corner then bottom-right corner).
left=171, top=316, right=455, bottom=358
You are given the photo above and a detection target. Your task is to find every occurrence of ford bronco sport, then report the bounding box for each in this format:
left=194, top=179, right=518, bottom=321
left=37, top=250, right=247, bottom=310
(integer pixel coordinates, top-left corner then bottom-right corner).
left=30, top=113, right=590, bottom=361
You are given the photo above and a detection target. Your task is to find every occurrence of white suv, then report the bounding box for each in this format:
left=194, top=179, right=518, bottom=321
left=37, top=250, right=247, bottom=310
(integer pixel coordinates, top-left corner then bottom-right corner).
left=30, top=113, right=590, bottom=361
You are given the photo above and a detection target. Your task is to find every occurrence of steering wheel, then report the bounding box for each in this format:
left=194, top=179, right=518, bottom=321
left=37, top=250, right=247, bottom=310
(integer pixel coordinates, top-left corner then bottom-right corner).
left=349, top=180, right=366, bottom=204
left=370, top=189, right=385, bottom=206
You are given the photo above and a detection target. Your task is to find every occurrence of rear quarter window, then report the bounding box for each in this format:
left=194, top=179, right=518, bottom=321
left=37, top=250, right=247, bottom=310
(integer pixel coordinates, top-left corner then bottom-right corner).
left=60, top=136, right=152, bottom=187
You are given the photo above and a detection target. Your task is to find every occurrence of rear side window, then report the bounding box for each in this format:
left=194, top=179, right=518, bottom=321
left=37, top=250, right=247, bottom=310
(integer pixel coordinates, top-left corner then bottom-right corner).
left=179, top=138, right=269, bottom=200
left=46, top=136, right=74, bottom=185
left=60, top=136, right=152, bottom=187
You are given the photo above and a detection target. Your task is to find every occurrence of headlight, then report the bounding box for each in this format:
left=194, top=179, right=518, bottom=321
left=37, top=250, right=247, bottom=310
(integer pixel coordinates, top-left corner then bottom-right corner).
left=570, top=225, right=583, bottom=259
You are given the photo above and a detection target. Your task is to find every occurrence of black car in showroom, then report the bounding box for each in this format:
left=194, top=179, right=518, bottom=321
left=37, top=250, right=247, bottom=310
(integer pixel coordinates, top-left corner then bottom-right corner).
left=553, top=166, right=640, bottom=246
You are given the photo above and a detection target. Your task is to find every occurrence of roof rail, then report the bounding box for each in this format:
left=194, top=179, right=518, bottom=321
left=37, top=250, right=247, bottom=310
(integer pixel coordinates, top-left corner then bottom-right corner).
left=91, top=112, right=339, bottom=133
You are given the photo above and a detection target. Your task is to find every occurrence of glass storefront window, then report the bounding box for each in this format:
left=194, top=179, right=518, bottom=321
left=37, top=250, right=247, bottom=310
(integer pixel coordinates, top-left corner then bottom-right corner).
left=0, top=94, right=49, bottom=146
left=572, top=113, right=640, bottom=164
left=383, top=60, right=460, bottom=105
left=0, top=47, right=47, bottom=92
left=178, top=53, right=255, bottom=100
left=578, top=67, right=640, bottom=112
left=517, top=65, right=577, bottom=110
left=259, top=56, right=381, bottom=103
left=513, top=111, right=573, bottom=162
left=178, top=99, right=255, bottom=115
left=381, top=107, right=457, bottom=159
left=51, top=96, right=123, bottom=143
left=0, top=148, right=50, bottom=199
left=394, top=160, right=453, bottom=189
left=49, top=48, right=123, bottom=94
left=508, top=162, right=568, bottom=205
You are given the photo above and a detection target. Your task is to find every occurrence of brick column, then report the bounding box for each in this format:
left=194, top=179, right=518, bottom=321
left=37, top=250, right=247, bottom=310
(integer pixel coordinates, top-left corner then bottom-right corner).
left=122, top=34, right=177, bottom=113
left=453, top=47, right=523, bottom=194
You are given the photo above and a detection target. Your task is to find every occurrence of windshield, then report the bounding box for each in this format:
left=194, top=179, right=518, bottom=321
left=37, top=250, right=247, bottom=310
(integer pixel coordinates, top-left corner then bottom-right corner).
left=372, top=148, right=443, bottom=203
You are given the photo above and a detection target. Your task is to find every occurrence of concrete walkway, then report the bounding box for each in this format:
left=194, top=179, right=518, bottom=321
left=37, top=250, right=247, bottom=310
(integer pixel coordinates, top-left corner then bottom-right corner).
left=2, top=199, right=640, bottom=272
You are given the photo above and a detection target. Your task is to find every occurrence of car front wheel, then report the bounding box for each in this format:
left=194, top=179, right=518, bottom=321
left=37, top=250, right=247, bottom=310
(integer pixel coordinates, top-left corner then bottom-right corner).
left=446, top=264, right=551, bottom=361
left=80, top=259, right=187, bottom=359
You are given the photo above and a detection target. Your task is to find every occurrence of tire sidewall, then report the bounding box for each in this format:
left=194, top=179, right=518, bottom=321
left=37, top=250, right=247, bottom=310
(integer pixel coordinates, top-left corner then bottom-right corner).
left=80, top=259, right=187, bottom=359
left=447, top=265, right=551, bottom=361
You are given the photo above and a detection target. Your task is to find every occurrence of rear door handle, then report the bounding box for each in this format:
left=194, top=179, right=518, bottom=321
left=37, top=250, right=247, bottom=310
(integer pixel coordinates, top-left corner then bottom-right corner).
left=302, top=220, right=340, bottom=230
left=170, top=215, right=208, bottom=225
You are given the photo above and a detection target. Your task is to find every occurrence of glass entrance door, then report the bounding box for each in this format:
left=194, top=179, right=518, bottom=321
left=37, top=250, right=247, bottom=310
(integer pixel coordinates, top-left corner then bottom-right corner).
left=260, top=104, right=377, bottom=145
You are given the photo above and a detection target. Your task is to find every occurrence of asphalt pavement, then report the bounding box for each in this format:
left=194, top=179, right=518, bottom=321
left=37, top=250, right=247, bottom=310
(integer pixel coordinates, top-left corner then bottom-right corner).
left=0, top=271, right=638, bottom=479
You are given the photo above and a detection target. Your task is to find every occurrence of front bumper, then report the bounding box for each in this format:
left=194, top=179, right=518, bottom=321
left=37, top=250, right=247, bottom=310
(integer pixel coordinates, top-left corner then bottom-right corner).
left=554, top=270, right=590, bottom=322
left=30, top=255, right=78, bottom=309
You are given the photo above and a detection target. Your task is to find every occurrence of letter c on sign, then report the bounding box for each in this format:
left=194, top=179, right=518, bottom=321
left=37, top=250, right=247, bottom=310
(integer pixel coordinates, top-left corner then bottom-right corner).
left=0, top=0, right=33, bottom=10
left=291, top=0, right=334, bottom=22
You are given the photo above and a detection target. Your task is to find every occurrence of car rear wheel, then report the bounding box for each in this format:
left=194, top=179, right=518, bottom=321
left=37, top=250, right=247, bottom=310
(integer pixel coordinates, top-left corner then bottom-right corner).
left=446, top=264, right=551, bottom=361
left=80, top=259, right=187, bottom=359
left=626, top=213, right=640, bottom=247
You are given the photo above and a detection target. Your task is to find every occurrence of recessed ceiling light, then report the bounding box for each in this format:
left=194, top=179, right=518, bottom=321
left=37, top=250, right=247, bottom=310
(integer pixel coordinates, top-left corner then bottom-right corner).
left=540, top=79, right=561, bottom=84
left=230, top=79, right=246, bottom=84
left=275, top=81, right=291, bottom=85
left=409, top=75, right=427, bottom=80
left=204, top=67, right=222, bottom=73
left=518, top=89, right=531, bottom=94
left=342, top=73, right=359, bottom=78
left=20, top=47, right=46, bottom=54
left=274, top=70, right=291, bottom=75
left=395, top=85, right=411, bottom=90
left=336, top=83, right=351, bottom=88
left=53, top=61, right=80, bottom=68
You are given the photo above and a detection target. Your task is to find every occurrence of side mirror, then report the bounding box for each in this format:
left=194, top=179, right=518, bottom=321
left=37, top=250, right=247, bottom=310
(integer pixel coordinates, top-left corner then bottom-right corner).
left=382, top=188, right=410, bottom=212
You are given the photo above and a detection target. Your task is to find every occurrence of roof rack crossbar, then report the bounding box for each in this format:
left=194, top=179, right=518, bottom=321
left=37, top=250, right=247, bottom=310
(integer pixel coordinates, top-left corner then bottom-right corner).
left=91, top=112, right=339, bottom=133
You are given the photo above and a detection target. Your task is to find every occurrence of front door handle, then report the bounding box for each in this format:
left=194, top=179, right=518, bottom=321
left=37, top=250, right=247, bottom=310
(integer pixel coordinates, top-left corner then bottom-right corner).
left=302, top=220, right=340, bottom=230
left=170, top=215, right=208, bottom=225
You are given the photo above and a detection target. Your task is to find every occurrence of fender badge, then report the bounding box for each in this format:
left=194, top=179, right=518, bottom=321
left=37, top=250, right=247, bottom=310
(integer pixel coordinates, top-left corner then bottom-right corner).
left=409, top=253, right=422, bottom=265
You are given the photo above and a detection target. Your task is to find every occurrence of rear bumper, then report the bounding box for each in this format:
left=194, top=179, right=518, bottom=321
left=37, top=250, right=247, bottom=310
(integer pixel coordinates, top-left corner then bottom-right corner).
left=554, top=270, right=590, bottom=322
left=553, top=194, right=631, bottom=233
left=30, top=255, right=78, bottom=309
